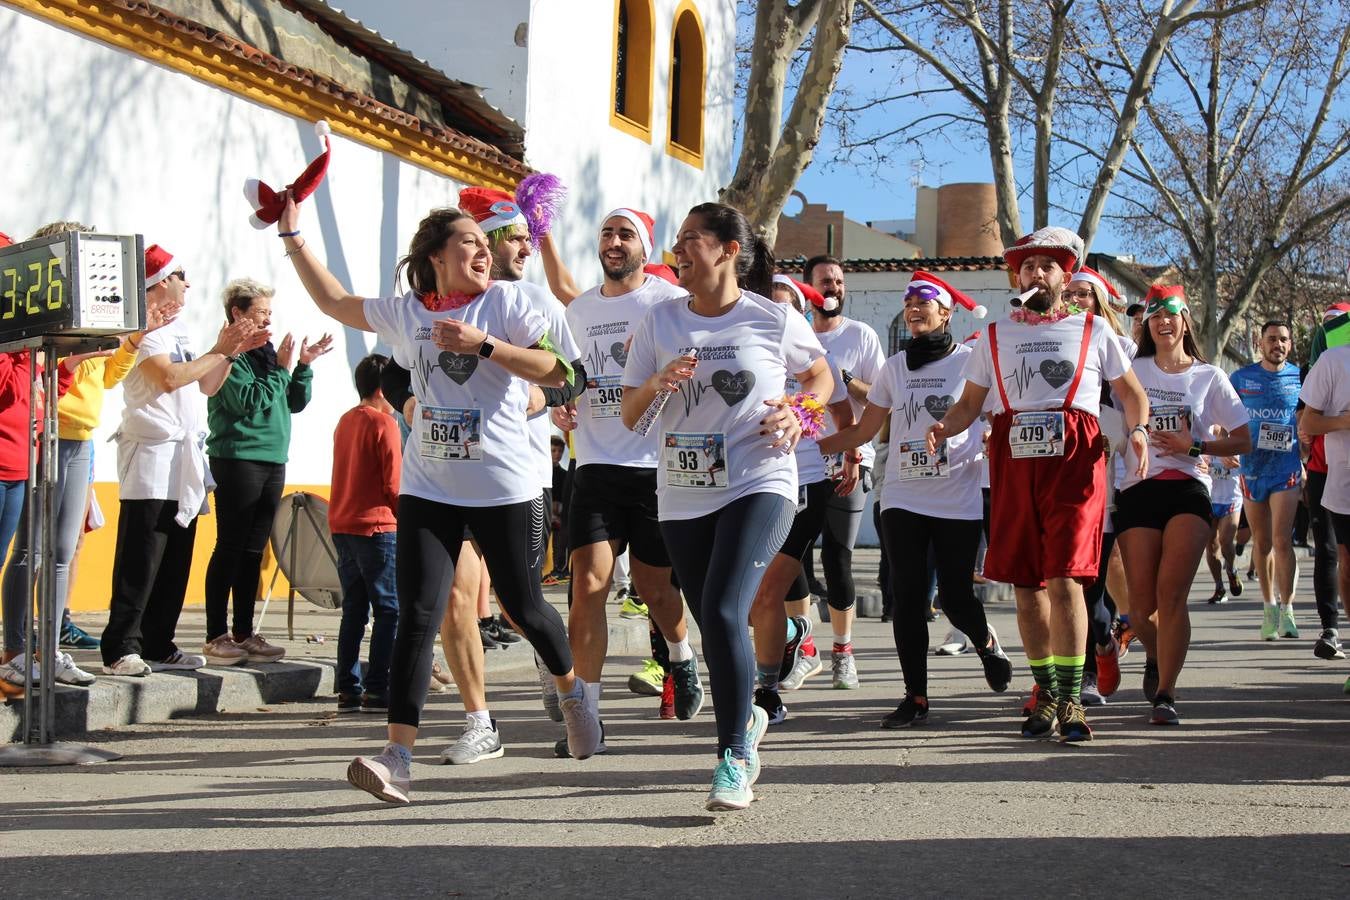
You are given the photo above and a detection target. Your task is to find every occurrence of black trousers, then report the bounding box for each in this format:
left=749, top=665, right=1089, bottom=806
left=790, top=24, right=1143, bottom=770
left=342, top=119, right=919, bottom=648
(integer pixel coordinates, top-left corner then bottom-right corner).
left=204, top=457, right=285, bottom=640
left=101, top=499, right=197, bottom=665
left=1307, top=470, right=1340, bottom=631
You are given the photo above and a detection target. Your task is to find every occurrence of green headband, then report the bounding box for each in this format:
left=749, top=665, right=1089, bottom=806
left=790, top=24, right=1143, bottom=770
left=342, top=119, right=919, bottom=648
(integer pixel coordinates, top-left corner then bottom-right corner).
left=1144, top=296, right=1188, bottom=319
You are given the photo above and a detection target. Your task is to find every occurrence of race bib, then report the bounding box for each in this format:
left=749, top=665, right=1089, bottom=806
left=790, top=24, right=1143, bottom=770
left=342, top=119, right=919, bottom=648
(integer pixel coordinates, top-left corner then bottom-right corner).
left=1150, top=404, right=1191, bottom=435
left=895, top=439, right=948, bottom=480
left=824, top=452, right=844, bottom=479
left=1009, top=411, right=1065, bottom=458
left=663, top=432, right=729, bottom=488
left=586, top=375, right=623, bottom=419
left=1256, top=422, right=1293, bottom=452
left=419, top=407, right=482, bottom=461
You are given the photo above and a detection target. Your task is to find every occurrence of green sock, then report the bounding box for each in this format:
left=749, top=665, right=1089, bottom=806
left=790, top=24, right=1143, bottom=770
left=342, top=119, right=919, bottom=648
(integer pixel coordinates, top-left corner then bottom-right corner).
left=1028, top=657, right=1058, bottom=699
left=1053, top=654, right=1086, bottom=701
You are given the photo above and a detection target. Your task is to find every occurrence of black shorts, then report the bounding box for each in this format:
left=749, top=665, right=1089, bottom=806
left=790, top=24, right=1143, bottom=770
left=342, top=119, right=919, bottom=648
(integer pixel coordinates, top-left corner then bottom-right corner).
left=777, top=478, right=833, bottom=560
left=567, top=464, right=669, bottom=567
left=1113, top=477, right=1212, bottom=532
left=1331, top=509, right=1350, bottom=547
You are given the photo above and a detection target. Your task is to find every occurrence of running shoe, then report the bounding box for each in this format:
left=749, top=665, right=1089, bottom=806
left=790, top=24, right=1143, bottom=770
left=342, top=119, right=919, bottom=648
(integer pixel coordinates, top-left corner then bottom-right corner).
left=347, top=745, right=411, bottom=804
left=627, top=658, right=664, bottom=696
left=1021, top=689, right=1058, bottom=738
left=705, top=750, right=753, bottom=812
left=1149, top=695, right=1180, bottom=726
left=880, top=695, right=928, bottom=728
left=1278, top=605, right=1299, bottom=639
left=1246, top=567, right=1256, bottom=582
left=831, top=650, right=859, bottom=690
left=779, top=649, right=822, bottom=691
left=1313, top=629, right=1345, bottom=661
left=779, top=614, right=812, bottom=681
left=59, top=622, right=100, bottom=650
left=1142, top=658, right=1160, bottom=703
left=618, top=596, right=649, bottom=619
left=753, top=686, right=787, bottom=725
left=744, top=704, right=769, bottom=786
left=0, top=656, right=38, bottom=686
left=670, top=655, right=705, bottom=719
left=336, top=692, right=361, bottom=713
left=102, top=654, right=151, bottom=677
left=360, top=692, right=389, bottom=715
left=1114, top=620, right=1135, bottom=658
left=975, top=626, right=1012, bottom=693
left=1057, top=699, right=1093, bottom=743
left=553, top=722, right=608, bottom=758
left=1260, top=604, right=1279, bottom=641
left=441, top=719, right=505, bottom=765
left=1227, top=567, right=1242, bottom=597
left=54, top=652, right=96, bottom=686
left=483, top=618, right=522, bottom=645
left=148, top=650, right=205, bottom=671
left=614, top=586, right=630, bottom=604
left=1095, top=639, right=1121, bottom=697
left=236, top=633, right=286, bottom=663
left=936, top=628, right=970, bottom=656
left=479, top=623, right=503, bottom=650
left=1207, top=588, right=1229, bottom=605
left=1080, top=672, right=1105, bottom=706
left=536, top=656, right=563, bottom=722
left=560, top=680, right=604, bottom=760
left=659, top=674, right=675, bottom=719
left=1021, top=684, right=1040, bottom=717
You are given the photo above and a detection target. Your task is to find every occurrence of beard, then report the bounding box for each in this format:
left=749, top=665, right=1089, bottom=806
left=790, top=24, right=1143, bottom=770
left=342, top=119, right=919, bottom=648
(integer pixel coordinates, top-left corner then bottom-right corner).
left=1021, top=285, right=1057, bottom=312
left=601, top=254, right=642, bottom=282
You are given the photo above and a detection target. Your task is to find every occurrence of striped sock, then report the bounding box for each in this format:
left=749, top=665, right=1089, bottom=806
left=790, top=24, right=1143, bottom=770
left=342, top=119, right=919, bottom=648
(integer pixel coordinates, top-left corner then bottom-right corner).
left=1053, top=654, right=1086, bottom=701
left=1028, top=657, right=1058, bottom=699
left=756, top=663, right=779, bottom=692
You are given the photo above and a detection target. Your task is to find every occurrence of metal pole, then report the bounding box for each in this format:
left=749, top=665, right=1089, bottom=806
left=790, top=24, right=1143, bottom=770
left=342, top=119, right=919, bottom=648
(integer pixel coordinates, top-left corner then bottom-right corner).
left=39, top=342, right=60, bottom=741
left=20, top=348, right=38, bottom=743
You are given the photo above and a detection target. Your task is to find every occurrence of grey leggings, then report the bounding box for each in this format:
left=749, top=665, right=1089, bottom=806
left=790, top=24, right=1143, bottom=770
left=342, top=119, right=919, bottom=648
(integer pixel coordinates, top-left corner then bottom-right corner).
left=820, top=467, right=870, bottom=611
left=661, top=492, right=793, bottom=760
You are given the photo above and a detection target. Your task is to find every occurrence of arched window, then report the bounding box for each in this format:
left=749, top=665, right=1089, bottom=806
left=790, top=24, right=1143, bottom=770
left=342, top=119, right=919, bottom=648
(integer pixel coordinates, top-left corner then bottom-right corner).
left=611, top=0, right=654, bottom=141
left=889, top=310, right=912, bottom=355
left=667, top=2, right=705, bottom=167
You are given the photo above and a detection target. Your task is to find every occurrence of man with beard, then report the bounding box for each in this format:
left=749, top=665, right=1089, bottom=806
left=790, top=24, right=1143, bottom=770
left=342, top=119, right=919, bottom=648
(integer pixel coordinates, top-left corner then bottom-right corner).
left=928, top=226, right=1150, bottom=742
left=552, top=209, right=704, bottom=748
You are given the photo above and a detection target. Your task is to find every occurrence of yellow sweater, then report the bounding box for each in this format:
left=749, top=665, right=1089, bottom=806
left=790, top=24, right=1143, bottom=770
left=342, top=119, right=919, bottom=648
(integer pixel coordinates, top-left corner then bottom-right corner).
left=57, top=342, right=138, bottom=440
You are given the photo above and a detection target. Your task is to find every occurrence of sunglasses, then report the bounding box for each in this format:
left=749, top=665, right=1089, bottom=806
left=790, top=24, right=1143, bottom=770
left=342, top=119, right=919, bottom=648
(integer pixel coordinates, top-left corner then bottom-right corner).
left=1063, top=288, right=1096, bottom=299
left=169, top=269, right=187, bottom=282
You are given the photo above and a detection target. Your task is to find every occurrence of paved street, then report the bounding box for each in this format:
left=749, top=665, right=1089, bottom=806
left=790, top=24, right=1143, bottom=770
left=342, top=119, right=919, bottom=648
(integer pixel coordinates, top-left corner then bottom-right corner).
left=3, top=551, right=1349, bottom=897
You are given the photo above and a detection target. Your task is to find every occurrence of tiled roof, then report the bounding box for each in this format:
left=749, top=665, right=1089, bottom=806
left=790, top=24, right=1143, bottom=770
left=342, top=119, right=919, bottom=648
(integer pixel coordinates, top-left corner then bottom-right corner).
left=777, top=256, right=1007, bottom=274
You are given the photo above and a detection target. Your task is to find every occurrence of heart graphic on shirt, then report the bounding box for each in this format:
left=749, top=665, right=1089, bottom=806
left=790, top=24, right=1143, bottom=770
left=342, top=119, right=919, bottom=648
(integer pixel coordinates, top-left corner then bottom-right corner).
left=1039, top=359, right=1075, bottom=389
left=923, top=395, right=954, bottom=419
left=438, top=352, right=478, bottom=385
left=711, top=369, right=755, bottom=406
left=610, top=341, right=628, bottom=367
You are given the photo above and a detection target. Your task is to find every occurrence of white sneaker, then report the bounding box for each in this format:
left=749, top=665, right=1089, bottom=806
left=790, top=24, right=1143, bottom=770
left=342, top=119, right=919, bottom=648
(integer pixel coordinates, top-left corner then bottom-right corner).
left=55, top=651, right=97, bottom=686
left=560, top=679, right=603, bottom=760
left=347, top=744, right=412, bottom=804
left=936, top=629, right=971, bottom=656
left=103, top=654, right=152, bottom=677
left=149, top=650, right=206, bottom=671
left=1, top=654, right=39, bottom=685
left=440, top=719, right=505, bottom=765
left=779, top=650, right=823, bottom=691
left=537, top=655, right=563, bottom=722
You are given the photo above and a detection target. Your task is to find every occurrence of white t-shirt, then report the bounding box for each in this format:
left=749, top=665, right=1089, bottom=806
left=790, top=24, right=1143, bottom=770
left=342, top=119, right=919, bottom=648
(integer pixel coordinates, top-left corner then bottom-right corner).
left=1209, top=458, right=1241, bottom=506
left=565, top=274, right=687, bottom=468
left=868, top=344, right=982, bottom=519
left=963, top=313, right=1132, bottom=416
left=815, top=318, right=886, bottom=468
left=517, top=281, right=580, bottom=490
left=786, top=355, right=846, bottom=486
left=1118, top=357, right=1249, bottom=492
left=1300, top=346, right=1350, bottom=514
left=364, top=283, right=547, bottom=507
left=622, top=291, right=825, bottom=520
left=116, top=319, right=206, bottom=501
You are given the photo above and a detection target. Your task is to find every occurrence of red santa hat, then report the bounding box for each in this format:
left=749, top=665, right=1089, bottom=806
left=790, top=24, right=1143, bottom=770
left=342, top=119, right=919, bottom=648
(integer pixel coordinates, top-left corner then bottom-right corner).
left=1069, top=265, right=1121, bottom=301
left=1323, top=301, right=1350, bottom=321
left=906, top=270, right=987, bottom=318
left=603, top=208, right=655, bottom=260
left=644, top=263, right=680, bottom=285
left=1142, top=283, right=1188, bottom=319
left=1003, top=226, right=1083, bottom=274
left=144, top=244, right=175, bottom=289
left=244, top=121, right=333, bottom=229
left=772, top=274, right=825, bottom=312
left=459, top=187, right=528, bottom=234
left=0, top=231, right=12, bottom=248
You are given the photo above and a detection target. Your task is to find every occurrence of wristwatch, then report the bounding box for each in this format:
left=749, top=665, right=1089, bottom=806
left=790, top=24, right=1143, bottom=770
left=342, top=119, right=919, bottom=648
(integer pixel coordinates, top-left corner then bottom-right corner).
left=841, top=369, right=854, bottom=386
left=477, top=338, right=496, bottom=359
left=1188, top=440, right=1205, bottom=458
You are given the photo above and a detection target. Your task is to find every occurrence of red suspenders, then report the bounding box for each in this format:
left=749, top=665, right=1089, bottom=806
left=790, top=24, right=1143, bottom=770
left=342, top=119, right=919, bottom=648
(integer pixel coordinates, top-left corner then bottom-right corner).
left=988, top=312, right=1095, bottom=413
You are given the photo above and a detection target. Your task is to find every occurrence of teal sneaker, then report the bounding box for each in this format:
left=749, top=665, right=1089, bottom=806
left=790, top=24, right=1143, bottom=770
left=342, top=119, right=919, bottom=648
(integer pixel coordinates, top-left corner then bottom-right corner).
left=618, top=596, right=649, bottom=619
left=1277, top=605, right=1299, bottom=639
left=705, top=750, right=752, bottom=811
left=743, top=704, right=769, bottom=786
left=1260, top=604, right=1279, bottom=641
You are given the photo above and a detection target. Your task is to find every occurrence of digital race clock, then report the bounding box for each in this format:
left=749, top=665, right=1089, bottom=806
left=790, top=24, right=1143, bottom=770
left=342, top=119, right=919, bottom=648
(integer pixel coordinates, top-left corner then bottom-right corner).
left=0, top=232, right=145, bottom=351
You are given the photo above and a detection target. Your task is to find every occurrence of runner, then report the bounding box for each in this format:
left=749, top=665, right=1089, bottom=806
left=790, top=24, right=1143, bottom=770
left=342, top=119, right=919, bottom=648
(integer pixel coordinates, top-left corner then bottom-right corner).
left=621, top=202, right=833, bottom=810
left=818, top=271, right=1012, bottom=727
left=1204, top=436, right=1244, bottom=605
left=1231, top=321, right=1304, bottom=640
left=928, top=226, right=1149, bottom=743
left=1112, top=286, right=1249, bottom=725
left=276, top=192, right=601, bottom=804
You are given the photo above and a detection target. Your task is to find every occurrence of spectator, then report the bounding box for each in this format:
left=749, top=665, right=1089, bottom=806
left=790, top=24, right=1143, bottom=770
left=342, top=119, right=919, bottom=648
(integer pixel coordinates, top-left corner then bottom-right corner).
left=545, top=435, right=569, bottom=582
left=202, top=279, right=331, bottom=665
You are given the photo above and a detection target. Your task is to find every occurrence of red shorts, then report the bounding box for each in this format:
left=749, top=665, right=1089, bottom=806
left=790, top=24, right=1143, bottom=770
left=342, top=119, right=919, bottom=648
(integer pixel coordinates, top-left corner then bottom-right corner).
left=984, top=409, right=1106, bottom=588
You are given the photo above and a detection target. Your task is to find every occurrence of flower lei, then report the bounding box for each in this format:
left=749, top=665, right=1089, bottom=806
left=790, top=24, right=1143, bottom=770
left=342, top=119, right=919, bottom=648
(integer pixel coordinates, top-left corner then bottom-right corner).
left=786, top=391, right=826, bottom=439
left=1010, top=301, right=1082, bottom=325
left=418, top=290, right=480, bottom=312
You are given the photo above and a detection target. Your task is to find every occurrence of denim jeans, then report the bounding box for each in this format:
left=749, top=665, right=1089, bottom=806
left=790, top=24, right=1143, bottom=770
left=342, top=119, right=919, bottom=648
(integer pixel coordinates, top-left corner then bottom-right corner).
left=333, top=531, right=398, bottom=696
left=0, top=479, right=27, bottom=648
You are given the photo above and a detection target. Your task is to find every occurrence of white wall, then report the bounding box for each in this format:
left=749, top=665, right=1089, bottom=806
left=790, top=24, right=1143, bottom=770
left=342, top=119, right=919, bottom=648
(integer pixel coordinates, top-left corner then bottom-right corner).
left=0, top=7, right=474, bottom=486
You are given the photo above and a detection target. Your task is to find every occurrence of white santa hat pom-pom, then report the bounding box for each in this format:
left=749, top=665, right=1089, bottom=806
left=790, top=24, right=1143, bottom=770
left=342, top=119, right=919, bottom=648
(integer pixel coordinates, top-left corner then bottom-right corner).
left=315, top=120, right=332, bottom=138
left=822, top=298, right=839, bottom=312
left=973, top=305, right=988, bottom=319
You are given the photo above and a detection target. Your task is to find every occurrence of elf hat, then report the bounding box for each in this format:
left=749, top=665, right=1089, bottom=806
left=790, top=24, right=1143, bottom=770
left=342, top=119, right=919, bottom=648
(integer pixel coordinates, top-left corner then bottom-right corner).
left=906, top=270, right=987, bottom=318
left=244, top=121, right=332, bottom=229
left=772, top=274, right=824, bottom=312
left=1143, top=284, right=1188, bottom=319
left=602, top=208, right=655, bottom=260
left=1323, top=301, right=1350, bottom=321
left=1003, top=226, right=1083, bottom=274
left=645, top=262, right=680, bottom=285
left=144, top=244, right=176, bottom=289
left=1069, top=266, right=1121, bottom=301
left=459, top=187, right=528, bottom=234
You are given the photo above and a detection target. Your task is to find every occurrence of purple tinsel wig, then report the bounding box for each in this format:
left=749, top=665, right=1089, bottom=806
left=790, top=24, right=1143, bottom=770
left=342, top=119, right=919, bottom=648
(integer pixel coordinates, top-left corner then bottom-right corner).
left=515, top=172, right=567, bottom=248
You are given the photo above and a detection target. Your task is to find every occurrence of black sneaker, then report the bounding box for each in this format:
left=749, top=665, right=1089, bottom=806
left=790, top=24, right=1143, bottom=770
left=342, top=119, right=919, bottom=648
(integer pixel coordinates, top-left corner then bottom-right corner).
left=360, top=692, right=388, bottom=714
left=554, top=721, right=607, bottom=758
left=1021, top=690, right=1058, bottom=738
left=1149, top=693, right=1180, bottom=726
left=1313, top=629, right=1345, bottom=660
left=669, top=656, right=705, bottom=720
left=1142, top=658, right=1159, bottom=703
left=753, top=686, right=787, bottom=725
left=480, top=623, right=504, bottom=651
left=1057, top=698, right=1093, bottom=743
left=482, top=617, right=521, bottom=645
left=495, top=614, right=520, bottom=636
left=880, top=695, right=928, bottom=728
left=778, top=615, right=811, bottom=681
left=975, top=626, right=1012, bottom=693
left=337, top=692, right=362, bottom=713
left=1207, top=588, right=1229, bottom=605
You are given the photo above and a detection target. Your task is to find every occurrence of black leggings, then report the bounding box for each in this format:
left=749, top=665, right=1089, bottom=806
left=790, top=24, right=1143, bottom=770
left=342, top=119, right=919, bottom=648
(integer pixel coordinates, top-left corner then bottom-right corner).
left=880, top=507, right=988, bottom=698
left=1081, top=531, right=1117, bottom=675
left=661, top=492, right=793, bottom=760
left=778, top=479, right=833, bottom=604
left=204, top=457, right=285, bottom=640
left=1308, top=471, right=1341, bottom=631
left=820, top=469, right=869, bottom=611
left=388, top=494, right=569, bottom=727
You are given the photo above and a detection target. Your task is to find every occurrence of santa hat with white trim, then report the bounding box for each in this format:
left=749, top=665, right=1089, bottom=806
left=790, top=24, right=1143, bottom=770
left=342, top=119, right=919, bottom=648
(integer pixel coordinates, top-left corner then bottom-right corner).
left=244, top=121, right=332, bottom=229
left=144, top=244, right=175, bottom=289
left=603, top=208, right=655, bottom=260
left=772, top=274, right=824, bottom=313
left=459, top=187, right=528, bottom=233
left=1003, top=226, right=1084, bottom=274
left=1069, top=265, right=1121, bottom=303
left=906, top=270, right=987, bottom=318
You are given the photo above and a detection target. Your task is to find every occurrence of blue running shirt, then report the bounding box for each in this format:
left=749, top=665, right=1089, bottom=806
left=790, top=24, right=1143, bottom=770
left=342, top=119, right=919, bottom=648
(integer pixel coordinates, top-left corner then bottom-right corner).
left=1229, top=363, right=1301, bottom=479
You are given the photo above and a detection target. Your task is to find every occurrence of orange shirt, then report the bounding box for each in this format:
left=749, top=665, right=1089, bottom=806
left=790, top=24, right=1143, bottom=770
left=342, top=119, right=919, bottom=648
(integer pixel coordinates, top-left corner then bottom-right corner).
left=329, top=405, right=400, bottom=535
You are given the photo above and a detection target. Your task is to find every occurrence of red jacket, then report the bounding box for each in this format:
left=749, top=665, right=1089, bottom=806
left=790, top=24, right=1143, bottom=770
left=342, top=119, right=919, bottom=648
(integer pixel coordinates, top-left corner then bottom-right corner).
left=0, top=352, right=75, bottom=481
left=329, top=405, right=401, bottom=535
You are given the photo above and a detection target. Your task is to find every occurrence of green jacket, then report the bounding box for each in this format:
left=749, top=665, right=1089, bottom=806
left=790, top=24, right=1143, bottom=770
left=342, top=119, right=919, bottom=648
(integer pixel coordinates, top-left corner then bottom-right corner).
left=206, top=351, right=312, bottom=464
